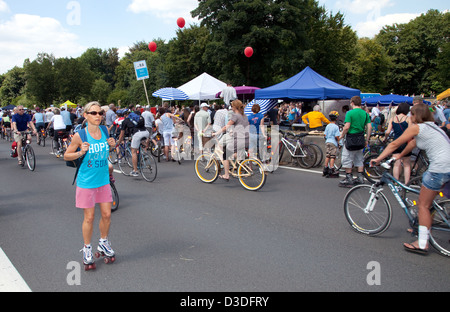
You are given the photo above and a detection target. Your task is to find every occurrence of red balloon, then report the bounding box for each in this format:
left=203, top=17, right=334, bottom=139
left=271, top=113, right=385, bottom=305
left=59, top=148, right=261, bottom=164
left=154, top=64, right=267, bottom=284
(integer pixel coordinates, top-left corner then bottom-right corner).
left=177, top=17, right=185, bottom=28
left=148, top=41, right=157, bottom=52
left=244, top=47, right=254, bottom=58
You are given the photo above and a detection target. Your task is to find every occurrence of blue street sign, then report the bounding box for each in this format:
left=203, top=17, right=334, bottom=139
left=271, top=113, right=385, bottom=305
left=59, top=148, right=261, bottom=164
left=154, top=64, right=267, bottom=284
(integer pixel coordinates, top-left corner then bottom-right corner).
left=134, top=60, right=149, bottom=81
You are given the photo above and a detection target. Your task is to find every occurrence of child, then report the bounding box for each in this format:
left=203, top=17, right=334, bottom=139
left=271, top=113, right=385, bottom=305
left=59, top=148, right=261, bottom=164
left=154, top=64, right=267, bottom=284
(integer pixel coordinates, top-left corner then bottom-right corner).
left=323, top=111, right=341, bottom=178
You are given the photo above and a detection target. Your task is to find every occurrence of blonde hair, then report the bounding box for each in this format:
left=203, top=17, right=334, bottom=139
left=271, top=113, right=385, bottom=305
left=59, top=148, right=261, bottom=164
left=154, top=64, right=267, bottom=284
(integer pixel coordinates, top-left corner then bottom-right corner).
left=84, top=101, right=101, bottom=113
left=231, top=99, right=245, bottom=115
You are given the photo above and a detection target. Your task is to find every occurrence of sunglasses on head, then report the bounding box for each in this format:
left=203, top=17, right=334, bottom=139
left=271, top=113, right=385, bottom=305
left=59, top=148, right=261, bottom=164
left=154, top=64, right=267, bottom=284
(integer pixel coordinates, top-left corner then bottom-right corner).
left=86, top=111, right=104, bottom=116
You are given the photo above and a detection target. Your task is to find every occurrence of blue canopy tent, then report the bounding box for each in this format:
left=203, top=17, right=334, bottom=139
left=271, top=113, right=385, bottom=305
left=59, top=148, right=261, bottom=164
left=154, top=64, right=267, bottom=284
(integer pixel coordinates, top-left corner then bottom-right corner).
left=362, top=94, right=431, bottom=106
left=255, top=66, right=360, bottom=100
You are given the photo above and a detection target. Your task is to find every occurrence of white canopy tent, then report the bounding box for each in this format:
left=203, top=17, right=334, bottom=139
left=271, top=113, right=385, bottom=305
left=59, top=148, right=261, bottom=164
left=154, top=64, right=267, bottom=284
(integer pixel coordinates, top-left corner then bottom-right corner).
left=178, top=72, right=227, bottom=101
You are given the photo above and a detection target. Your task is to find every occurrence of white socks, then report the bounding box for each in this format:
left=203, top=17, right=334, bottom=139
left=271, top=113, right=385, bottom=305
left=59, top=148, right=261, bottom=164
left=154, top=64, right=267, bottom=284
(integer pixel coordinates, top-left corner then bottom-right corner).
left=418, top=226, right=429, bottom=250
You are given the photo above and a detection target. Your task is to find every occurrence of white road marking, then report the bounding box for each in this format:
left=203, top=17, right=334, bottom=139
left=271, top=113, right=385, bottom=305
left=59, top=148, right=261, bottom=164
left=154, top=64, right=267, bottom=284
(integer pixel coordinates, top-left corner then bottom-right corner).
left=0, top=248, right=32, bottom=292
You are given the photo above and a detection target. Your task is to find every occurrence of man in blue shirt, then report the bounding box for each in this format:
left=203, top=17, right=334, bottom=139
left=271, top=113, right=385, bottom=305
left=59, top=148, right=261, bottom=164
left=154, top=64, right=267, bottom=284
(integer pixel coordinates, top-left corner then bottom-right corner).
left=12, top=105, right=37, bottom=165
left=60, top=107, right=72, bottom=132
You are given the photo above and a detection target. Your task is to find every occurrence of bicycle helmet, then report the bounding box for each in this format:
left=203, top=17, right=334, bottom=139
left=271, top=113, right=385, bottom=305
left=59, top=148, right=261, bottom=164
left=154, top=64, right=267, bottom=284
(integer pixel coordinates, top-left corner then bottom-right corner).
left=329, top=111, right=339, bottom=119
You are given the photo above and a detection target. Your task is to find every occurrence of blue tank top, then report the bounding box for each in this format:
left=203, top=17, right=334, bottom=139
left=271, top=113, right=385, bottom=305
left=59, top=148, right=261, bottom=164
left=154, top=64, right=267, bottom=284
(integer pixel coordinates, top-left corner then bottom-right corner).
left=77, top=128, right=110, bottom=189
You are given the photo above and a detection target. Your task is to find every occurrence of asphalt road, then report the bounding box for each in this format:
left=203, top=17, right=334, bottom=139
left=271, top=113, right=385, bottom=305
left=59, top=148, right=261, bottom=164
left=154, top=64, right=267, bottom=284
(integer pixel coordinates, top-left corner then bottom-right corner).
left=0, top=137, right=449, bottom=293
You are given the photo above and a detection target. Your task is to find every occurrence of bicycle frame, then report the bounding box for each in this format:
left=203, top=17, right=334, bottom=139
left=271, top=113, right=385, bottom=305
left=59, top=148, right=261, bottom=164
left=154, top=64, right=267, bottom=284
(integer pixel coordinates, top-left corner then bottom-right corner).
left=280, top=136, right=307, bottom=158
left=375, top=172, right=450, bottom=230
left=206, top=148, right=258, bottom=179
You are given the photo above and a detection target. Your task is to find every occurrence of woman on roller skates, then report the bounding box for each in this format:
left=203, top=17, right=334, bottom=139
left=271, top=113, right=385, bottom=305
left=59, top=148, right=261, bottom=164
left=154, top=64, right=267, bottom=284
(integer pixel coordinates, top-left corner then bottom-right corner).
left=64, top=101, right=117, bottom=270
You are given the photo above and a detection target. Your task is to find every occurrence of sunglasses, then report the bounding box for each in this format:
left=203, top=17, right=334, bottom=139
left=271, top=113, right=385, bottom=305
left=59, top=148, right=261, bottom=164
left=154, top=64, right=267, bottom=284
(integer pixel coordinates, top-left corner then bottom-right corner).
left=86, top=111, right=104, bottom=116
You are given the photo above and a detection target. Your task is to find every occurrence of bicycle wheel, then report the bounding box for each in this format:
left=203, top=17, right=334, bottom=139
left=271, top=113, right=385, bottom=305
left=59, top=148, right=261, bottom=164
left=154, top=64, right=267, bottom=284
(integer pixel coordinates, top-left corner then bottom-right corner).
left=238, top=158, right=266, bottom=191
left=333, top=147, right=343, bottom=171
left=195, top=154, right=219, bottom=183
left=343, top=185, right=392, bottom=236
left=118, top=148, right=133, bottom=176
left=25, top=145, right=36, bottom=171
left=110, top=182, right=119, bottom=212
left=297, top=144, right=317, bottom=169
left=363, top=154, right=391, bottom=184
left=429, top=199, right=450, bottom=257
left=309, top=143, right=323, bottom=168
left=140, top=152, right=157, bottom=182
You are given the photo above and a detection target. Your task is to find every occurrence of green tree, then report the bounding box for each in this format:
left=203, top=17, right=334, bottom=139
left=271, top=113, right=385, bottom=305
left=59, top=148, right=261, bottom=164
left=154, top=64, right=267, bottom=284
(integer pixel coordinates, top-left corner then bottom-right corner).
left=25, top=53, right=56, bottom=107
left=0, top=67, right=25, bottom=106
left=54, top=57, right=95, bottom=103
left=192, top=0, right=357, bottom=87
left=348, top=38, right=391, bottom=93
left=91, top=79, right=112, bottom=105
left=376, top=9, right=449, bottom=95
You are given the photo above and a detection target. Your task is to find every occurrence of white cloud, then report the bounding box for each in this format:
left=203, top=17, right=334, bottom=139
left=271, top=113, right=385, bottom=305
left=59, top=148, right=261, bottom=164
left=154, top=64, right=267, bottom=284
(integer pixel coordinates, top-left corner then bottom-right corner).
left=0, top=0, right=9, bottom=13
left=0, top=14, right=85, bottom=74
left=127, top=0, right=198, bottom=24
left=334, top=0, right=394, bottom=15
left=355, top=13, right=420, bottom=38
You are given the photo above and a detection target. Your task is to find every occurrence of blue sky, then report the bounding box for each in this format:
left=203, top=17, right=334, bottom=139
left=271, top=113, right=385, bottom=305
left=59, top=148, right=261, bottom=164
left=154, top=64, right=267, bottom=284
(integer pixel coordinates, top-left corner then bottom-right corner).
left=0, top=0, right=448, bottom=74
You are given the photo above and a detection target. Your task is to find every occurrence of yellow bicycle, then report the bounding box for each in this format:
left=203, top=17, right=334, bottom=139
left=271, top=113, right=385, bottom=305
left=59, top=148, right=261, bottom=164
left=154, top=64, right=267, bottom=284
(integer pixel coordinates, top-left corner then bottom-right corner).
left=195, top=149, right=267, bottom=191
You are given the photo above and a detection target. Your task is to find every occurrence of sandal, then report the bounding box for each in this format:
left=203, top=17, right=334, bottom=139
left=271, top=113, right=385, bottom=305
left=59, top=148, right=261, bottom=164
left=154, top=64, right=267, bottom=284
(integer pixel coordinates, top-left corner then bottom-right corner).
left=403, top=242, right=428, bottom=255
left=219, top=175, right=229, bottom=182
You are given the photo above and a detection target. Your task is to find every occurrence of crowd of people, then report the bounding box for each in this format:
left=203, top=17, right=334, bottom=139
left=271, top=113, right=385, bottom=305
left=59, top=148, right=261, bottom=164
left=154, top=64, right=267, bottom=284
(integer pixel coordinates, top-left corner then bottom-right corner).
left=0, top=94, right=449, bottom=260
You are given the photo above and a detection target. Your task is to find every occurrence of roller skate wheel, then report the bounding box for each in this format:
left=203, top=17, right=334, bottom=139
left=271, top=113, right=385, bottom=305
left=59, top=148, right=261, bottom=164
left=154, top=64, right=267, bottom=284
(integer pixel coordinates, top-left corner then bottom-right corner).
left=94, top=252, right=102, bottom=259
left=84, top=263, right=96, bottom=271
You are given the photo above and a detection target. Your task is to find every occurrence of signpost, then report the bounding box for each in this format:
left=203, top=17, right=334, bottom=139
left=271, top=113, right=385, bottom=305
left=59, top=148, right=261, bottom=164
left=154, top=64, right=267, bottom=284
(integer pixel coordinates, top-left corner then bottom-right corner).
left=134, top=60, right=150, bottom=106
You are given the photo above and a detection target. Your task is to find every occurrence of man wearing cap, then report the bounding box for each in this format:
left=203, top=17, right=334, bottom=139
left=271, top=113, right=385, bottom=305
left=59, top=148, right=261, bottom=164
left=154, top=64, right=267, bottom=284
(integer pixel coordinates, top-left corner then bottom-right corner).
left=194, top=103, right=212, bottom=153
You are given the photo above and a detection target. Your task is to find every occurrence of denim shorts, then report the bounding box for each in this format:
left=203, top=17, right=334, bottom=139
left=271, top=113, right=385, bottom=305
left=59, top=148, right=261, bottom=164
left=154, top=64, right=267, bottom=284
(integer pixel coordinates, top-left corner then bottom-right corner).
left=422, top=171, right=450, bottom=192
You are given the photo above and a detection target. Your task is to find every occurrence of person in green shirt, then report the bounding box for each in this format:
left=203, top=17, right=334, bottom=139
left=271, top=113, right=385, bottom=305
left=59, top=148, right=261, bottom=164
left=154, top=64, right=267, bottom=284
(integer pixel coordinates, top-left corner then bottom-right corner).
left=338, top=96, right=372, bottom=187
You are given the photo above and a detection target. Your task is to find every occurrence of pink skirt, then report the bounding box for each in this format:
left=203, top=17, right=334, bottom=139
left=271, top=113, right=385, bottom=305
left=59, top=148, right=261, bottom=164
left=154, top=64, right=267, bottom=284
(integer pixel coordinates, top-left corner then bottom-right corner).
left=76, top=184, right=112, bottom=209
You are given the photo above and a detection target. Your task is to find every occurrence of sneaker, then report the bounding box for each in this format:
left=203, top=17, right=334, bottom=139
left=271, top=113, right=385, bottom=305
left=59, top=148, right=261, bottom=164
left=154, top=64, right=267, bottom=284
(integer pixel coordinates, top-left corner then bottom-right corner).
left=98, top=239, right=115, bottom=257
left=130, top=171, right=139, bottom=177
left=81, top=244, right=94, bottom=265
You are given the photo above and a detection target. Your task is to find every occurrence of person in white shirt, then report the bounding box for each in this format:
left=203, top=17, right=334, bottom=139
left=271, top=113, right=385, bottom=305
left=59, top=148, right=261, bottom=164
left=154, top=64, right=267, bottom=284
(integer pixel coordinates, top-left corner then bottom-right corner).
left=47, top=109, right=67, bottom=157
left=221, top=83, right=237, bottom=108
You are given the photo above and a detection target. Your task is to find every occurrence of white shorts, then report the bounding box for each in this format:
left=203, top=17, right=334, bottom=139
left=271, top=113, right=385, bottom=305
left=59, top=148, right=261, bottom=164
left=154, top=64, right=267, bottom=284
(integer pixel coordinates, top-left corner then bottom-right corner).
left=341, top=146, right=364, bottom=168
left=163, top=132, right=174, bottom=146
left=131, top=130, right=149, bottom=149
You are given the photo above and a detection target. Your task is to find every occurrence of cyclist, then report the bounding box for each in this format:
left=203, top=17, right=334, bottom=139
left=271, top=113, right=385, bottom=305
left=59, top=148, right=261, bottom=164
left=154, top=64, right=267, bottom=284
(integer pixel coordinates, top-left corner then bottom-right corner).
left=32, top=107, right=45, bottom=144
left=116, top=109, right=149, bottom=177
left=371, top=104, right=450, bottom=254
left=46, top=108, right=67, bottom=157
left=11, top=105, right=37, bottom=166
left=1, top=112, right=11, bottom=139
left=64, top=101, right=116, bottom=268
left=212, top=100, right=249, bottom=181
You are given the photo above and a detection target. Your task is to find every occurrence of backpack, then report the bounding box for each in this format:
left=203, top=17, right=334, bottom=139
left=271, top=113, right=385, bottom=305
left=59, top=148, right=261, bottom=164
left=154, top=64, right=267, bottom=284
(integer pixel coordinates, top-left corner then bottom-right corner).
left=67, top=125, right=109, bottom=185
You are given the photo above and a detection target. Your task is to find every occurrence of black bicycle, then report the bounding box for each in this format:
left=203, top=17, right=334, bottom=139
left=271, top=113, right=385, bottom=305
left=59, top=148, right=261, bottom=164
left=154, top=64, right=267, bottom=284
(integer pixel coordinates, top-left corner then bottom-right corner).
left=18, top=131, right=36, bottom=171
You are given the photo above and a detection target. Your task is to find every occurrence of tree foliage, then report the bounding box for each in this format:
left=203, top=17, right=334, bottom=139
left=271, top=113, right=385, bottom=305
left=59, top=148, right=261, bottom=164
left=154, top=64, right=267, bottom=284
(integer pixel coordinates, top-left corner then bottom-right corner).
left=0, top=4, right=448, bottom=109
